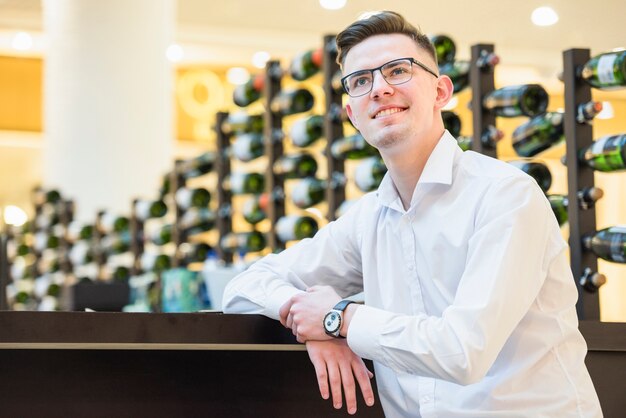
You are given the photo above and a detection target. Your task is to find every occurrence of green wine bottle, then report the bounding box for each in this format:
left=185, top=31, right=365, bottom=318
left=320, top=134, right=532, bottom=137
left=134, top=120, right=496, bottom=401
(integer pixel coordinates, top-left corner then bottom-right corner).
left=100, top=213, right=130, bottom=233
left=548, top=187, right=604, bottom=227
left=225, top=172, right=265, bottom=194
left=276, top=215, right=319, bottom=242
left=442, top=110, right=461, bottom=138
left=179, top=208, right=216, bottom=236
left=273, top=153, right=318, bottom=179
left=175, top=187, right=211, bottom=209
left=578, top=267, right=607, bottom=293
left=507, top=160, right=552, bottom=193
left=222, top=111, right=264, bottom=134
left=231, top=133, right=264, bottom=162
left=290, top=48, right=323, bottom=81
left=439, top=60, right=470, bottom=94
left=579, top=134, right=626, bottom=172
left=457, top=136, right=472, bottom=151
left=354, top=157, right=387, bottom=192
left=270, top=88, right=315, bottom=116
left=290, top=114, right=324, bottom=147
left=33, top=188, right=62, bottom=206
left=220, top=231, right=267, bottom=253
left=512, top=112, right=565, bottom=157
left=179, top=242, right=213, bottom=266
left=233, top=74, right=264, bottom=107
left=482, top=84, right=549, bottom=118
left=140, top=252, right=172, bottom=273
left=100, top=231, right=131, bottom=256
left=69, top=241, right=95, bottom=266
left=580, top=50, right=626, bottom=90
left=151, top=224, right=172, bottom=245
left=583, top=225, right=626, bottom=263
left=429, top=34, right=456, bottom=66
left=67, top=222, right=94, bottom=242
left=242, top=193, right=269, bottom=224
left=576, top=101, right=603, bottom=124
left=330, top=133, right=379, bottom=160
left=135, top=199, right=167, bottom=221
left=178, top=152, right=216, bottom=179
left=33, top=232, right=60, bottom=252
left=291, top=177, right=325, bottom=208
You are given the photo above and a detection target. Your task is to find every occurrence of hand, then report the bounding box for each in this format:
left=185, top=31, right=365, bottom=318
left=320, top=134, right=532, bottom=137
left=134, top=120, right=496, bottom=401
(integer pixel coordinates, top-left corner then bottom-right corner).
left=279, top=285, right=341, bottom=342
left=306, top=339, right=375, bottom=415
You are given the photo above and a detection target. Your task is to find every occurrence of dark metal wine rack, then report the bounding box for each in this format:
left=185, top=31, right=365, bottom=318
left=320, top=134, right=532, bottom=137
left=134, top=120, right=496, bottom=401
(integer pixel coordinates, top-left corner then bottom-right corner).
left=562, top=48, right=600, bottom=320
left=215, top=111, right=233, bottom=263
left=469, top=44, right=498, bottom=158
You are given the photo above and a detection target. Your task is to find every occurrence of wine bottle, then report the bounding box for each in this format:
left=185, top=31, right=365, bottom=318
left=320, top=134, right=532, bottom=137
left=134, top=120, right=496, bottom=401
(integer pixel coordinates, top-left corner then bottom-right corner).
left=270, top=88, right=315, bottom=116
left=179, top=242, right=213, bottom=266
left=99, top=213, right=130, bottom=234
left=430, top=34, right=456, bottom=66
left=512, top=112, right=565, bottom=157
left=457, top=136, right=472, bottom=151
left=548, top=187, right=604, bottom=226
left=178, top=152, right=216, bottom=179
left=579, top=134, right=626, bottom=172
left=331, top=69, right=345, bottom=95
left=439, top=60, right=470, bottom=94
left=290, top=48, right=323, bottom=81
left=580, top=50, right=626, bottom=90
left=69, top=241, right=95, bottom=266
left=34, top=206, right=60, bottom=230
left=67, top=222, right=94, bottom=242
left=507, top=160, right=552, bottom=193
left=576, top=101, right=603, bottom=124
left=175, top=187, right=211, bottom=209
left=276, top=215, right=319, bottom=242
left=330, top=133, right=378, bottom=160
left=111, top=266, right=131, bottom=282
left=33, top=188, right=62, bottom=206
left=457, top=126, right=504, bottom=151
left=159, top=174, right=170, bottom=199
left=442, top=110, right=461, bottom=138
left=231, top=133, right=264, bottom=162
left=220, top=231, right=267, bottom=253
left=135, top=199, right=167, bottom=221
left=33, top=232, right=60, bottom=252
left=355, top=157, right=387, bottom=192
left=224, top=172, right=265, bottom=195
left=140, top=252, right=172, bottom=273
left=578, top=267, right=607, bottom=293
left=583, top=226, right=626, bottom=263
left=100, top=231, right=131, bottom=256
left=242, top=193, right=270, bottom=224
left=291, top=177, right=325, bottom=208
left=482, top=84, right=549, bottom=118
left=273, top=153, right=318, bottom=179
left=179, top=208, right=217, bottom=236
left=290, top=114, right=324, bottom=147
left=151, top=224, right=172, bottom=245
left=233, top=74, right=264, bottom=107
left=222, top=111, right=264, bottom=135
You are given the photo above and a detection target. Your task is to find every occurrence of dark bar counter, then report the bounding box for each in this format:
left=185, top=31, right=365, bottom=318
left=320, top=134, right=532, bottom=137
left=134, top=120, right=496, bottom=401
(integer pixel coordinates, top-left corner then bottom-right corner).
left=0, top=312, right=624, bottom=417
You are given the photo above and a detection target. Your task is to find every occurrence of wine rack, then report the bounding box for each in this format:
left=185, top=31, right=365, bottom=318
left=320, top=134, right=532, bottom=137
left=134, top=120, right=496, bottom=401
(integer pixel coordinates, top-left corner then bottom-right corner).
left=469, top=44, right=498, bottom=158
left=214, top=111, right=234, bottom=263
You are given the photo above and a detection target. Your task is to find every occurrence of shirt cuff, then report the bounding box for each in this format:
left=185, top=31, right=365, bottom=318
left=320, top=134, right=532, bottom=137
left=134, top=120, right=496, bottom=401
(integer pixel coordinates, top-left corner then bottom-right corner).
left=347, top=304, right=393, bottom=360
left=264, top=285, right=305, bottom=321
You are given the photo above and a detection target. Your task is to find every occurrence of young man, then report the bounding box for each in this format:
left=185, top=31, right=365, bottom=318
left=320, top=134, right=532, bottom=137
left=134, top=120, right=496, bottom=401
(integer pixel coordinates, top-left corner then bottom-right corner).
left=223, top=11, right=602, bottom=418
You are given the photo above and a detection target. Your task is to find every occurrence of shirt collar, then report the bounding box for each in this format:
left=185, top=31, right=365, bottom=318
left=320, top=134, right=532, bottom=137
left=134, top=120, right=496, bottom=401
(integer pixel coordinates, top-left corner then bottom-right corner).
left=376, top=130, right=459, bottom=208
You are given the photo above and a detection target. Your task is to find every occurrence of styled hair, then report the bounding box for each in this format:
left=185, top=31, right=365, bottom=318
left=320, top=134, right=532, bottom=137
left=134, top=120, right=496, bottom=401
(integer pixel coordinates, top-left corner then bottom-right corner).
left=336, top=11, right=437, bottom=68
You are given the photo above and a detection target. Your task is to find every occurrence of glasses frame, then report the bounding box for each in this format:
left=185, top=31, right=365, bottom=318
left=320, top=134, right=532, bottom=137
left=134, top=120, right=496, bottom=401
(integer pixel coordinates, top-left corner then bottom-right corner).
left=341, top=57, right=439, bottom=97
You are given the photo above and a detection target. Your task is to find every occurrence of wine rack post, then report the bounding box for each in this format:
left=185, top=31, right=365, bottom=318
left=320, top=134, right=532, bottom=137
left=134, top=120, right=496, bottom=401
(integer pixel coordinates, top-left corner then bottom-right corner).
left=562, top=48, right=600, bottom=320
left=263, top=60, right=285, bottom=252
left=169, top=161, right=185, bottom=267
left=322, top=34, right=345, bottom=221
left=469, top=44, right=498, bottom=158
left=130, top=199, right=145, bottom=276
left=60, top=199, right=75, bottom=275
left=215, top=112, right=234, bottom=263
left=94, top=210, right=107, bottom=280
left=0, top=226, right=10, bottom=310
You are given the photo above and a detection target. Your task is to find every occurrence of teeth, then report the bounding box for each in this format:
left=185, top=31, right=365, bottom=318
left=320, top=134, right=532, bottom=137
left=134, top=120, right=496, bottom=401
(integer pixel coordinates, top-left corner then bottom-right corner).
left=375, top=108, right=403, bottom=118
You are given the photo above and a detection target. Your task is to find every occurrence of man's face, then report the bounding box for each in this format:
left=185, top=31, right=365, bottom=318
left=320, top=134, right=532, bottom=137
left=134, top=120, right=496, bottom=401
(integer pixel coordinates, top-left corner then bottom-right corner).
left=344, top=34, right=441, bottom=155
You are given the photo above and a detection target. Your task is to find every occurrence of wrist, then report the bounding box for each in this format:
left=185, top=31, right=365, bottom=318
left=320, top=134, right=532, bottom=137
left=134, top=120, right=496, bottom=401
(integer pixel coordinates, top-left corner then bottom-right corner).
left=339, top=303, right=359, bottom=338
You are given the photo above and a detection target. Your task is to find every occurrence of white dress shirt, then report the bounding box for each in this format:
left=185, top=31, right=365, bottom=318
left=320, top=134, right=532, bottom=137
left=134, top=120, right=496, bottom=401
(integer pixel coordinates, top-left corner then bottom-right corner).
left=223, top=131, right=602, bottom=418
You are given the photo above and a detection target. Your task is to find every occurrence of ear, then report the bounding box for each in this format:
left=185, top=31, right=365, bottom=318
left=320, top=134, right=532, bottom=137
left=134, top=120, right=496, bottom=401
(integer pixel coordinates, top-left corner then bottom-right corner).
left=434, top=75, right=454, bottom=110
left=345, top=103, right=359, bottom=130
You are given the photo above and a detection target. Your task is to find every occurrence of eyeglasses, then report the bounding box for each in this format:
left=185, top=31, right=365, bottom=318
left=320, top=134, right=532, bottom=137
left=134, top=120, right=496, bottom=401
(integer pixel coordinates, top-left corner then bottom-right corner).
left=341, top=57, right=439, bottom=97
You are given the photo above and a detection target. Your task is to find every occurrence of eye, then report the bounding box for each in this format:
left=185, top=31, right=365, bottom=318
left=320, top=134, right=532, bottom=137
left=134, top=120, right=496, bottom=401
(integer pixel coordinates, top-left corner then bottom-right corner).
left=384, top=64, right=410, bottom=78
left=349, top=73, right=371, bottom=90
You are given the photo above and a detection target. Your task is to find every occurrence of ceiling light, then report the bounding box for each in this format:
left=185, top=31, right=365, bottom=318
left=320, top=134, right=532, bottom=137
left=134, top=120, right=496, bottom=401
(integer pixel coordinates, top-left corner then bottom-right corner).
left=3, top=205, right=27, bottom=227
left=166, top=44, right=184, bottom=62
left=596, top=102, right=614, bottom=119
left=227, top=67, right=250, bottom=85
left=531, top=7, right=559, bottom=26
left=319, top=0, right=347, bottom=11
left=252, top=51, right=270, bottom=69
left=11, top=32, right=33, bottom=51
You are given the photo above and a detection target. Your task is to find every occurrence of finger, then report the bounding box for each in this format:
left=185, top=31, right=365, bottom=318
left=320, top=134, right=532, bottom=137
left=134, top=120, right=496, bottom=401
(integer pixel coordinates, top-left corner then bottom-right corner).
left=327, top=361, right=343, bottom=410
left=339, top=359, right=358, bottom=415
left=278, top=300, right=292, bottom=326
left=352, top=359, right=375, bottom=407
left=309, top=353, right=329, bottom=400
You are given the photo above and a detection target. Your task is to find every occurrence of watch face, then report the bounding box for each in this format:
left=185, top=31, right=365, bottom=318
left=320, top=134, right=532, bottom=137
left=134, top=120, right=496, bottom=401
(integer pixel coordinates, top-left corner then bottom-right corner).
left=324, top=311, right=341, bottom=333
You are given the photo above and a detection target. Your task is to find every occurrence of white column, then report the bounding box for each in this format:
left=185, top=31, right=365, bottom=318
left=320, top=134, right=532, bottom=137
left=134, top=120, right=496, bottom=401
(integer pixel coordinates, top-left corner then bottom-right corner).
left=42, top=0, right=175, bottom=222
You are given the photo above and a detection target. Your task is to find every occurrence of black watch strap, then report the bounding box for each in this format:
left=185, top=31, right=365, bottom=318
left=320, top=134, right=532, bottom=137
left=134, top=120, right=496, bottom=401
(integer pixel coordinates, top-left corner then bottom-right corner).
left=333, top=299, right=355, bottom=312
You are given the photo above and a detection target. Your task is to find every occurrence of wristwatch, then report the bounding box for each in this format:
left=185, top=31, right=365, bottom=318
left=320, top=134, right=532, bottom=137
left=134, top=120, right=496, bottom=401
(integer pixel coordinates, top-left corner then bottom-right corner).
left=323, top=299, right=355, bottom=338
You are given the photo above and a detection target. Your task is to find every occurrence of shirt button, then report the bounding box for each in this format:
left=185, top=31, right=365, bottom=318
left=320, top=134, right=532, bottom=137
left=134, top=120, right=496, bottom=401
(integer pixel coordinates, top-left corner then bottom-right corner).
left=422, top=395, right=431, bottom=403
left=408, top=265, right=414, bottom=271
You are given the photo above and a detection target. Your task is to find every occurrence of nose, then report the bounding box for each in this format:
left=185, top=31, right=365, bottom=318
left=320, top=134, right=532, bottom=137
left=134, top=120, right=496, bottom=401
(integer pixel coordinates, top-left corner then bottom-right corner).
left=369, top=69, right=393, bottom=98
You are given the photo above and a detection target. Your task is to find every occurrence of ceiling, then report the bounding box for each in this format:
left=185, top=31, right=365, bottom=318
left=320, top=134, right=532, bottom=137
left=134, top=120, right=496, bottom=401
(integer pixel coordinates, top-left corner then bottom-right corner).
left=0, top=0, right=624, bottom=81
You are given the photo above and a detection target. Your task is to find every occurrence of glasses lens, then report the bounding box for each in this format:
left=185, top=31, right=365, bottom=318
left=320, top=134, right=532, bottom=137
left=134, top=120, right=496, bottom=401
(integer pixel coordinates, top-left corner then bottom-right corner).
left=382, top=59, right=413, bottom=85
left=345, top=71, right=373, bottom=97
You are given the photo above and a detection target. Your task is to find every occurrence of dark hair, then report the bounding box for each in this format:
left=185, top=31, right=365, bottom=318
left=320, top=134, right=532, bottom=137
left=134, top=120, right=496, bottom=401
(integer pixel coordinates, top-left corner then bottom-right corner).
left=336, top=11, right=437, bottom=68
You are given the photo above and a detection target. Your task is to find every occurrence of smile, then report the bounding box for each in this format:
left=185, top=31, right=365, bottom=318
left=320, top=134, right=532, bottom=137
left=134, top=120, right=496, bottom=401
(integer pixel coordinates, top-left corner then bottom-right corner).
left=373, top=107, right=405, bottom=119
